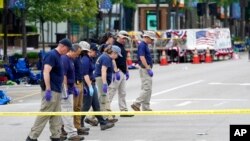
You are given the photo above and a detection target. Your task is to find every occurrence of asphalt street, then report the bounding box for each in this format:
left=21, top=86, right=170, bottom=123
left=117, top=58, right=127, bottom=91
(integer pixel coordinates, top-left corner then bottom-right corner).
left=0, top=52, right=250, bottom=141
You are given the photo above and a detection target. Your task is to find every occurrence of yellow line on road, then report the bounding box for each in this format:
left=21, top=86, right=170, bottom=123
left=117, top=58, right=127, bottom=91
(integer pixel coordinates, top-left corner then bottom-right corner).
left=1, top=109, right=250, bottom=116
left=12, top=92, right=40, bottom=102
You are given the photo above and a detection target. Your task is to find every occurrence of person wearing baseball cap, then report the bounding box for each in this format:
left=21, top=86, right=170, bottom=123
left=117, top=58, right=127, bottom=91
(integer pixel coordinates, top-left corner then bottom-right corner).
left=107, top=30, right=134, bottom=117
left=60, top=43, right=85, bottom=141
left=131, top=31, right=156, bottom=112
left=90, top=43, right=99, bottom=52
left=94, top=45, right=123, bottom=123
left=26, top=38, right=73, bottom=141
left=111, top=45, right=123, bottom=57
left=142, top=31, right=156, bottom=41
left=59, top=38, right=75, bottom=51
left=117, top=30, right=130, bottom=39
left=80, top=42, right=115, bottom=131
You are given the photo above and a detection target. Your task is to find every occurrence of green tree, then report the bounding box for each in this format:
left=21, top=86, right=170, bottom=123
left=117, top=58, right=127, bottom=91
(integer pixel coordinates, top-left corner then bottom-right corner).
left=24, top=0, right=98, bottom=50
left=64, top=0, right=98, bottom=38
left=24, top=0, right=67, bottom=51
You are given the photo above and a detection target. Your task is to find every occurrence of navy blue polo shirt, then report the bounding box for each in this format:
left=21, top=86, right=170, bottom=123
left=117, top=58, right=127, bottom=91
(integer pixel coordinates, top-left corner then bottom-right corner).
left=94, top=53, right=113, bottom=85
left=61, top=55, right=75, bottom=87
left=42, top=49, right=64, bottom=93
left=82, top=55, right=95, bottom=83
left=114, top=41, right=127, bottom=74
left=74, top=57, right=83, bottom=82
left=137, top=41, right=153, bottom=68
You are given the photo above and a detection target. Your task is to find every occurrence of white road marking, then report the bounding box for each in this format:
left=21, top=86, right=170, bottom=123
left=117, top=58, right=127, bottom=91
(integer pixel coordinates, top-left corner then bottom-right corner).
left=152, top=80, right=204, bottom=97
left=116, top=98, right=248, bottom=103
left=149, top=98, right=248, bottom=102
left=209, top=82, right=250, bottom=86
left=175, top=101, right=192, bottom=107
left=213, top=101, right=229, bottom=107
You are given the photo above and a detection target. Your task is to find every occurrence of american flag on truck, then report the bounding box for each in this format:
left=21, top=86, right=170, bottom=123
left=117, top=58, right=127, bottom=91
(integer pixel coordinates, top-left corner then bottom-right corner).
left=196, top=30, right=217, bottom=47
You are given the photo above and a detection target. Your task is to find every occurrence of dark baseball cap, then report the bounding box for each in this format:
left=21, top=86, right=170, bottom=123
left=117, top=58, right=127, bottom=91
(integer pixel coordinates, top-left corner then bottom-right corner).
left=59, top=38, right=74, bottom=51
left=90, top=43, right=99, bottom=52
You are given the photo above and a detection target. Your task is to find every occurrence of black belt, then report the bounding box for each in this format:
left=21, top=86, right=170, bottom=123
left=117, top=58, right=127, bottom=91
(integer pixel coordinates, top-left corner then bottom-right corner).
left=140, top=65, right=153, bottom=69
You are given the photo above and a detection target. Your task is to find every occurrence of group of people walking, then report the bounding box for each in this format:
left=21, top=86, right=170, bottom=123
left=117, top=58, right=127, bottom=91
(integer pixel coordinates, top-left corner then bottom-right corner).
left=25, top=30, right=156, bottom=141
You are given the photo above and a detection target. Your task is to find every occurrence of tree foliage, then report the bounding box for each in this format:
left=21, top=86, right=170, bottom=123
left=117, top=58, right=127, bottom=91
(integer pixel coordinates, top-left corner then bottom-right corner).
left=64, top=0, right=98, bottom=26
left=110, top=0, right=151, bottom=9
left=25, top=0, right=98, bottom=25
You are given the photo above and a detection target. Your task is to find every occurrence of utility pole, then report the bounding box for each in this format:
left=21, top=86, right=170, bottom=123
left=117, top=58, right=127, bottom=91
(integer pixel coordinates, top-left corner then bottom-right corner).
left=119, top=1, right=123, bottom=30
left=240, top=0, right=247, bottom=39
left=21, top=8, right=27, bottom=57
left=3, top=0, right=8, bottom=62
left=156, top=0, right=160, bottom=30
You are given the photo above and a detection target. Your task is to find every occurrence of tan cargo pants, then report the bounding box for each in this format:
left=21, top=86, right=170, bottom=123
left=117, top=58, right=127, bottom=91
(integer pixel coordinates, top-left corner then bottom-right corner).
left=28, top=91, right=61, bottom=139
left=108, top=72, right=128, bottom=111
left=134, top=68, right=152, bottom=111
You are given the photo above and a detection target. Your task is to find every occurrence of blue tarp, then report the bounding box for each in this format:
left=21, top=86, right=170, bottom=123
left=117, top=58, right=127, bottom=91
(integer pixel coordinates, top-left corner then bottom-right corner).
left=0, top=90, right=11, bottom=105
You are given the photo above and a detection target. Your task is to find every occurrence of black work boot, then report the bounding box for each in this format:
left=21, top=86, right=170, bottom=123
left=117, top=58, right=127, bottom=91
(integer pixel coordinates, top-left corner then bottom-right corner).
left=51, top=138, right=60, bottom=141
left=67, top=135, right=84, bottom=141
left=26, top=136, right=38, bottom=141
left=100, top=122, right=114, bottom=130
left=77, top=128, right=89, bottom=135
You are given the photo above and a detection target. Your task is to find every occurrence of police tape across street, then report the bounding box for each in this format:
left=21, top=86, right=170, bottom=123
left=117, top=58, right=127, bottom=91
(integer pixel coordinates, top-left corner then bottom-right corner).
left=1, top=109, right=250, bottom=116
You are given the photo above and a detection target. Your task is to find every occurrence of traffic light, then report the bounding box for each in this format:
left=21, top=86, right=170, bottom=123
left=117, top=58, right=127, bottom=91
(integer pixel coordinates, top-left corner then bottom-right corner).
left=197, top=3, right=206, bottom=16
left=114, top=20, right=120, bottom=30
left=96, top=11, right=103, bottom=20
left=246, top=2, right=250, bottom=21
left=209, top=3, right=217, bottom=16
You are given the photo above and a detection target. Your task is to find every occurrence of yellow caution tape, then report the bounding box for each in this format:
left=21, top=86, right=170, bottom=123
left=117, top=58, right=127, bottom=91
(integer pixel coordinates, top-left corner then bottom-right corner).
left=1, top=109, right=250, bottom=116
left=0, top=33, right=39, bottom=37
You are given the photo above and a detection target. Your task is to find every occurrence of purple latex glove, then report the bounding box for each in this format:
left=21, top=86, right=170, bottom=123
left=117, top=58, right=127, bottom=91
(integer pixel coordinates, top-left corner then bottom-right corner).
left=147, top=69, right=153, bottom=77
left=102, top=83, right=108, bottom=93
left=45, top=90, right=52, bottom=101
left=73, top=86, right=79, bottom=97
left=115, top=71, right=120, bottom=81
left=126, top=72, right=129, bottom=80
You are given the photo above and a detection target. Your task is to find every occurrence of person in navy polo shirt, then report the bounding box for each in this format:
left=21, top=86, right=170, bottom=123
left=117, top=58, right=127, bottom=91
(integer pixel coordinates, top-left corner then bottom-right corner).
left=95, top=45, right=122, bottom=121
left=26, top=38, right=74, bottom=141
left=131, top=31, right=156, bottom=112
left=73, top=41, right=90, bottom=136
left=60, top=44, right=84, bottom=141
left=80, top=42, right=114, bottom=131
left=107, top=30, right=134, bottom=117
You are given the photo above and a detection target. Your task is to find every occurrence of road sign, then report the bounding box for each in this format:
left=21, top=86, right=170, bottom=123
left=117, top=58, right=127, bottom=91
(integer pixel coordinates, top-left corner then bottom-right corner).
left=0, top=0, right=3, bottom=8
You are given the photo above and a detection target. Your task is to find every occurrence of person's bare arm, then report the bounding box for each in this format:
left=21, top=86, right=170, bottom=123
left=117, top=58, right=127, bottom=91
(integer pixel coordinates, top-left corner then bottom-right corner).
left=140, top=56, right=151, bottom=70
left=63, top=75, right=67, bottom=89
left=43, top=64, right=52, bottom=90
left=84, top=75, right=92, bottom=87
left=101, top=66, right=108, bottom=84
left=112, top=60, right=119, bottom=72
